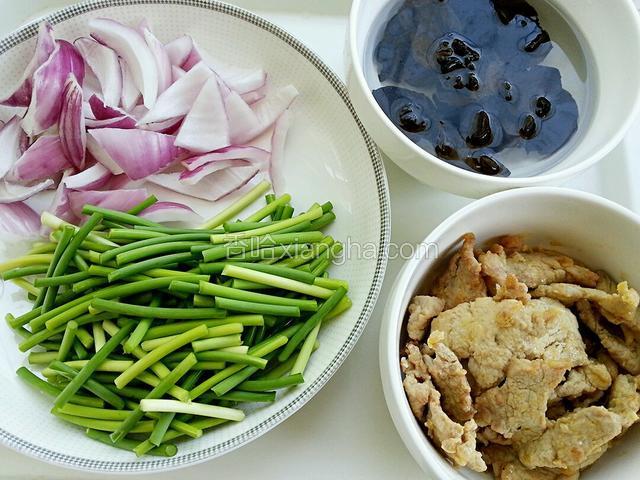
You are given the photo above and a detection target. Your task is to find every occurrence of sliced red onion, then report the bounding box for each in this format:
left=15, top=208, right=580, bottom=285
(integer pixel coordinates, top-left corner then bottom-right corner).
left=9, top=135, right=71, bottom=182
left=0, top=202, right=41, bottom=236
left=241, top=87, right=267, bottom=105
left=63, top=162, right=111, bottom=190
left=213, top=63, right=266, bottom=96
left=0, top=107, right=28, bottom=127
left=87, top=128, right=180, bottom=180
left=141, top=27, right=172, bottom=94
left=102, top=173, right=135, bottom=191
left=138, top=61, right=212, bottom=125
left=119, top=58, right=140, bottom=111
left=59, top=74, right=86, bottom=170
left=90, top=18, right=158, bottom=108
left=0, top=116, right=28, bottom=178
left=172, top=66, right=186, bottom=82
left=139, top=201, right=201, bottom=223
left=247, top=125, right=276, bottom=151
left=67, top=188, right=148, bottom=218
left=46, top=170, right=75, bottom=223
left=180, top=159, right=249, bottom=184
left=85, top=116, right=136, bottom=129
left=0, top=22, right=56, bottom=107
left=182, top=146, right=269, bottom=172
left=181, top=45, right=200, bottom=71
left=219, top=82, right=261, bottom=145
left=238, top=84, right=298, bottom=144
left=22, top=40, right=85, bottom=136
left=165, top=35, right=193, bottom=67
left=86, top=94, right=136, bottom=129
left=74, top=37, right=122, bottom=107
left=217, top=84, right=297, bottom=146
left=85, top=135, right=122, bottom=175
left=82, top=71, right=101, bottom=112
left=0, top=179, right=54, bottom=203
left=18, top=126, right=30, bottom=154
left=88, top=94, right=130, bottom=120
left=83, top=100, right=94, bottom=119
left=269, top=109, right=292, bottom=194
left=141, top=117, right=183, bottom=135
left=184, top=42, right=266, bottom=94
left=148, top=165, right=258, bottom=202
left=129, top=104, right=148, bottom=119
left=175, top=75, right=229, bottom=153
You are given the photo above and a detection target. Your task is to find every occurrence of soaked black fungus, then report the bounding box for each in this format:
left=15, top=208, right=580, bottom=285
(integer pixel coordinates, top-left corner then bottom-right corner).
left=519, top=114, right=538, bottom=139
left=399, top=104, right=428, bottom=132
left=439, top=56, right=465, bottom=74
left=524, top=30, right=551, bottom=53
left=466, top=74, right=480, bottom=91
left=535, top=96, right=552, bottom=118
left=492, top=0, right=540, bottom=25
left=466, top=111, right=494, bottom=148
left=373, top=85, right=435, bottom=139
left=432, top=120, right=467, bottom=160
left=372, top=0, right=579, bottom=177
left=464, top=154, right=507, bottom=176
left=501, top=81, right=513, bottom=102
left=435, top=143, right=459, bottom=161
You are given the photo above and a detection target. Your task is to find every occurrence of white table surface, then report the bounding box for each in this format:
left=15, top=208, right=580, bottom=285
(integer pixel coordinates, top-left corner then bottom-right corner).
left=1, top=1, right=639, bottom=479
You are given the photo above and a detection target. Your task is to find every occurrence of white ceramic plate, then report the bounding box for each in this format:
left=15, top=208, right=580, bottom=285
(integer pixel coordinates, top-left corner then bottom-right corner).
left=0, top=0, right=390, bottom=473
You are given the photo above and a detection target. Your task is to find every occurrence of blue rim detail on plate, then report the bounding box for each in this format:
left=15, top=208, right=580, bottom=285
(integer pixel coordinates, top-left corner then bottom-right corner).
left=0, top=0, right=391, bottom=473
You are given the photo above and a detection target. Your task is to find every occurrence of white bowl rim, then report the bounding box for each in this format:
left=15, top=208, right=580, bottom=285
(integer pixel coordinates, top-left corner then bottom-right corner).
left=379, top=186, right=640, bottom=480
left=349, top=0, right=640, bottom=187
left=0, top=0, right=391, bottom=473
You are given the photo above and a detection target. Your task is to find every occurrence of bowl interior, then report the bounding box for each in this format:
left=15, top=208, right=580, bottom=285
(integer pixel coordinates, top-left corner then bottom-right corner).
left=0, top=0, right=389, bottom=473
left=353, top=0, right=640, bottom=179
left=384, top=188, right=640, bottom=480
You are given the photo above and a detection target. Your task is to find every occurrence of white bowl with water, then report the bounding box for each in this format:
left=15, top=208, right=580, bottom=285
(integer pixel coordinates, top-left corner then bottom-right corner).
left=347, top=0, right=640, bottom=198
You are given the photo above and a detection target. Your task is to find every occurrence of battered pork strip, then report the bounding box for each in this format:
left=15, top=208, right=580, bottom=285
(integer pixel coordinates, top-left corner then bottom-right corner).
left=475, top=359, right=567, bottom=443
left=478, top=427, right=512, bottom=446
left=595, top=350, right=619, bottom=381
left=406, top=295, right=445, bottom=341
left=493, top=274, right=530, bottom=303
left=431, top=233, right=487, bottom=309
left=576, top=300, right=640, bottom=374
left=425, top=342, right=475, bottom=422
left=517, top=406, right=623, bottom=471
left=401, top=345, right=486, bottom=471
left=554, top=361, right=612, bottom=399
left=429, top=297, right=588, bottom=390
left=596, top=270, right=618, bottom=294
left=607, top=374, right=640, bottom=431
left=479, top=244, right=599, bottom=291
left=491, top=234, right=527, bottom=253
left=425, top=384, right=487, bottom=472
left=401, top=343, right=430, bottom=419
left=483, top=445, right=579, bottom=480
left=532, top=282, right=640, bottom=334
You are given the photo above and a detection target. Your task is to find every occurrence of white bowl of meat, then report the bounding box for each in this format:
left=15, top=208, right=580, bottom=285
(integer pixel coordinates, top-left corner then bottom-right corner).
left=380, top=186, right=640, bottom=480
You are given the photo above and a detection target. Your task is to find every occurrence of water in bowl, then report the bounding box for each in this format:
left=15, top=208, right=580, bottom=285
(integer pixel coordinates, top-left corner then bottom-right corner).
left=364, top=0, right=590, bottom=178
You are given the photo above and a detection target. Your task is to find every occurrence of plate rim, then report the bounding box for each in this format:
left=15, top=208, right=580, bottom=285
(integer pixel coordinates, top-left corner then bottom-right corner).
left=0, top=0, right=391, bottom=473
